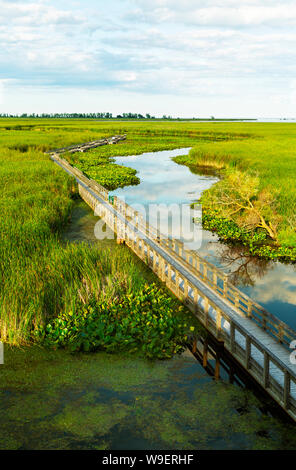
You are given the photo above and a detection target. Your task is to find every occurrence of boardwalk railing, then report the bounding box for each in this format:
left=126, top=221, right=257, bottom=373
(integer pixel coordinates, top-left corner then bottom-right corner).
left=46, top=135, right=126, bottom=155
left=50, top=150, right=296, bottom=420
left=161, top=239, right=296, bottom=349
left=52, top=152, right=296, bottom=349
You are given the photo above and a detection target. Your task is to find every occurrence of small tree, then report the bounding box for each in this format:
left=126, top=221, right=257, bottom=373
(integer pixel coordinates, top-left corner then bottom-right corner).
left=202, top=170, right=281, bottom=240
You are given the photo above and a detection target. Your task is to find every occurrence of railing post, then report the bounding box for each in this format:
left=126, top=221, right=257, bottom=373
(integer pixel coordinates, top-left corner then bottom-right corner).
left=216, top=310, right=222, bottom=341
left=223, top=275, right=228, bottom=298
left=263, top=351, right=269, bottom=388
left=234, top=292, right=240, bottom=310
left=167, top=264, right=172, bottom=286
left=262, top=314, right=267, bottom=331
left=194, top=288, right=199, bottom=315
left=247, top=300, right=253, bottom=319
left=172, top=239, right=176, bottom=252
left=213, top=269, right=217, bottom=291
left=160, top=257, right=166, bottom=281
left=147, top=245, right=151, bottom=266
left=152, top=250, right=157, bottom=272
left=277, top=326, right=284, bottom=344
left=183, top=279, right=188, bottom=301
left=204, top=298, right=209, bottom=328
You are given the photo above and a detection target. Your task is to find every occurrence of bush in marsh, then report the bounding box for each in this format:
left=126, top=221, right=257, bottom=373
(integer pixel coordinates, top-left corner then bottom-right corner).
left=175, top=124, right=296, bottom=260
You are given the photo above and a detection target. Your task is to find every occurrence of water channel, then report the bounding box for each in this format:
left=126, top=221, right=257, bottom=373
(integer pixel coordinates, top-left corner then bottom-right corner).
left=110, top=148, right=296, bottom=331
left=2, top=148, right=296, bottom=450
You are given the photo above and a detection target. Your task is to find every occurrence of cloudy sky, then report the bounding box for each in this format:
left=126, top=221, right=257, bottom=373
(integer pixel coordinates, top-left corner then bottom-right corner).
left=0, top=0, right=295, bottom=117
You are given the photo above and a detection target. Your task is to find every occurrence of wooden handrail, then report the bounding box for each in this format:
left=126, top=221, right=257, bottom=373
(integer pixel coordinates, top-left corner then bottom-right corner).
left=51, top=153, right=296, bottom=349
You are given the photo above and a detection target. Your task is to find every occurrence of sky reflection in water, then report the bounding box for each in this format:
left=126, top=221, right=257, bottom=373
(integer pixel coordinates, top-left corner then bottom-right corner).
left=111, top=148, right=296, bottom=330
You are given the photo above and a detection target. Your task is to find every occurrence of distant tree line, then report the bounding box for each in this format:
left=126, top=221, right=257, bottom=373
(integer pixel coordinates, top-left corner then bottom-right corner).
left=0, top=112, right=176, bottom=120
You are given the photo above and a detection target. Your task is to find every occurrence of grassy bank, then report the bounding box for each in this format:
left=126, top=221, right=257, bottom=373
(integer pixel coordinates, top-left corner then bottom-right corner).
left=2, top=118, right=295, bottom=344
left=174, top=123, right=296, bottom=262
left=1, top=119, right=214, bottom=346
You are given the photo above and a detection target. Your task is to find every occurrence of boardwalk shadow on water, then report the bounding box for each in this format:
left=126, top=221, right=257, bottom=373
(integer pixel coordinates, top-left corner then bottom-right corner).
left=1, top=346, right=296, bottom=450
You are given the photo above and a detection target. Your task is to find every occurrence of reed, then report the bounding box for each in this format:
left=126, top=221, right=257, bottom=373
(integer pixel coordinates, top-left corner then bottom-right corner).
left=2, top=118, right=294, bottom=343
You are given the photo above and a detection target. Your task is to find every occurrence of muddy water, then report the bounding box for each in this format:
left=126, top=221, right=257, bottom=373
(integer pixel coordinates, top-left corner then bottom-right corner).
left=110, top=148, right=296, bottom=331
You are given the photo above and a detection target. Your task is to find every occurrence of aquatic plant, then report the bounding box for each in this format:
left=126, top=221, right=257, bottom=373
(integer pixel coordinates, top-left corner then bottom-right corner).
left=35, top=283, right=195, bottom=359
left=1, top=117, right=296, bottom=343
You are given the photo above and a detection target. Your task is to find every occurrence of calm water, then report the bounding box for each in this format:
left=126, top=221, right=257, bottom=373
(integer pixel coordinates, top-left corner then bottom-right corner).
left=2, top=346, right=296, bottom=450
left=110, top=148, right=296, bottom=330
left=19, top=197, right=287, bottom=450
left=2, top=149, right=296, bottom=451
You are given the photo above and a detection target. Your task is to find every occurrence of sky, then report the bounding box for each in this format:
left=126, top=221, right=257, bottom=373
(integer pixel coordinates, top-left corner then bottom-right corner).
left=0, top=0, right=295, bottom=118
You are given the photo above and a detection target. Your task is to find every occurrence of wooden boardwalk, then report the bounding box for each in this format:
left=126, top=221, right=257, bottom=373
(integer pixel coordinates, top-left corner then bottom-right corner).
left=45, top=135, right=126, bottom=155
left=50, top=141, right=296, bottom=421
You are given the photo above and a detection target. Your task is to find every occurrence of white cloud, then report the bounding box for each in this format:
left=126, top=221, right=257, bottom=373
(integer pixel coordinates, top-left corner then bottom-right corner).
left=0, top=0, right=295, bottom=116
left=130, top=0, right=296, bottom=26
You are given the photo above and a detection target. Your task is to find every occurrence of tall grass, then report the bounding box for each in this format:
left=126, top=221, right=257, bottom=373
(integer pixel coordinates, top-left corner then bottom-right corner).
left=2, top=118, right=294, bottom=343
left=1, top=119, right=219, bottom=344
left=175, top=124, right=296, bottom=249
left=0, top=142, right=156, bottom=344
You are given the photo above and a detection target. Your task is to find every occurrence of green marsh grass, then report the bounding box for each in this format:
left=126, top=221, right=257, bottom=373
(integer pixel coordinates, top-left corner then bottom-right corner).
left=2, top=118, right=295, bottom=344
left=1, top=118, right=216, bottom=345
left=174, top=123, right=296, bottom=256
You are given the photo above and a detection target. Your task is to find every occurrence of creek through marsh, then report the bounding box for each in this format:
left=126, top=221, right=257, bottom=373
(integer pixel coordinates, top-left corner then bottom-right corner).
left=111, top=147, right=296, bottom=331
left=1, top=148, right=296, bottom=450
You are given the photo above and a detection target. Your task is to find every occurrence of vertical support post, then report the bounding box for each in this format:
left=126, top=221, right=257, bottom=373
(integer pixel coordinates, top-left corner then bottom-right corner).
left=245, top=336, right=251, bottom=370
left=183, top=279, right=188, bottom=301
left=223, top=275, right=228, bottom=298
left=192, top=337, right=197, bottom=354
left=194, top=288, right=199, bottom=315
left=213, top=270, right=217, bottom=291
left=247, top=300, right=252, bottom=319
left=215, top=351, right=220, bottom=380
left=172, top=239, right=176, bottom=252
left=147, top=245, right=151, bottom=266
left=277, top=326, right=284, bottom=344
left=263, top=351, right=269, bottom=388
left=262, top=314, right=267, bottom=331
left=160, top=257, right=165, bottom=281
left=167, top=264, right=172, bottom=286
left=234, top=292, right=240, bottom=310
left=216, top=310, right=222, bottom=342
left=203, top=339, right=208, bottom=367
left=204, top=298, right=209, bottom=328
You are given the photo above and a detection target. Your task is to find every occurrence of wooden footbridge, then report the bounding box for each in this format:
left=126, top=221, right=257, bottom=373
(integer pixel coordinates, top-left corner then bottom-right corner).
left=49, top=136, right=296, bottom=421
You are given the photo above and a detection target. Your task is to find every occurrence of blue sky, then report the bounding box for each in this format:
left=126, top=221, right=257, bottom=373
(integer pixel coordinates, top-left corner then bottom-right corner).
left=0, top=0, right=295, bottom=117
